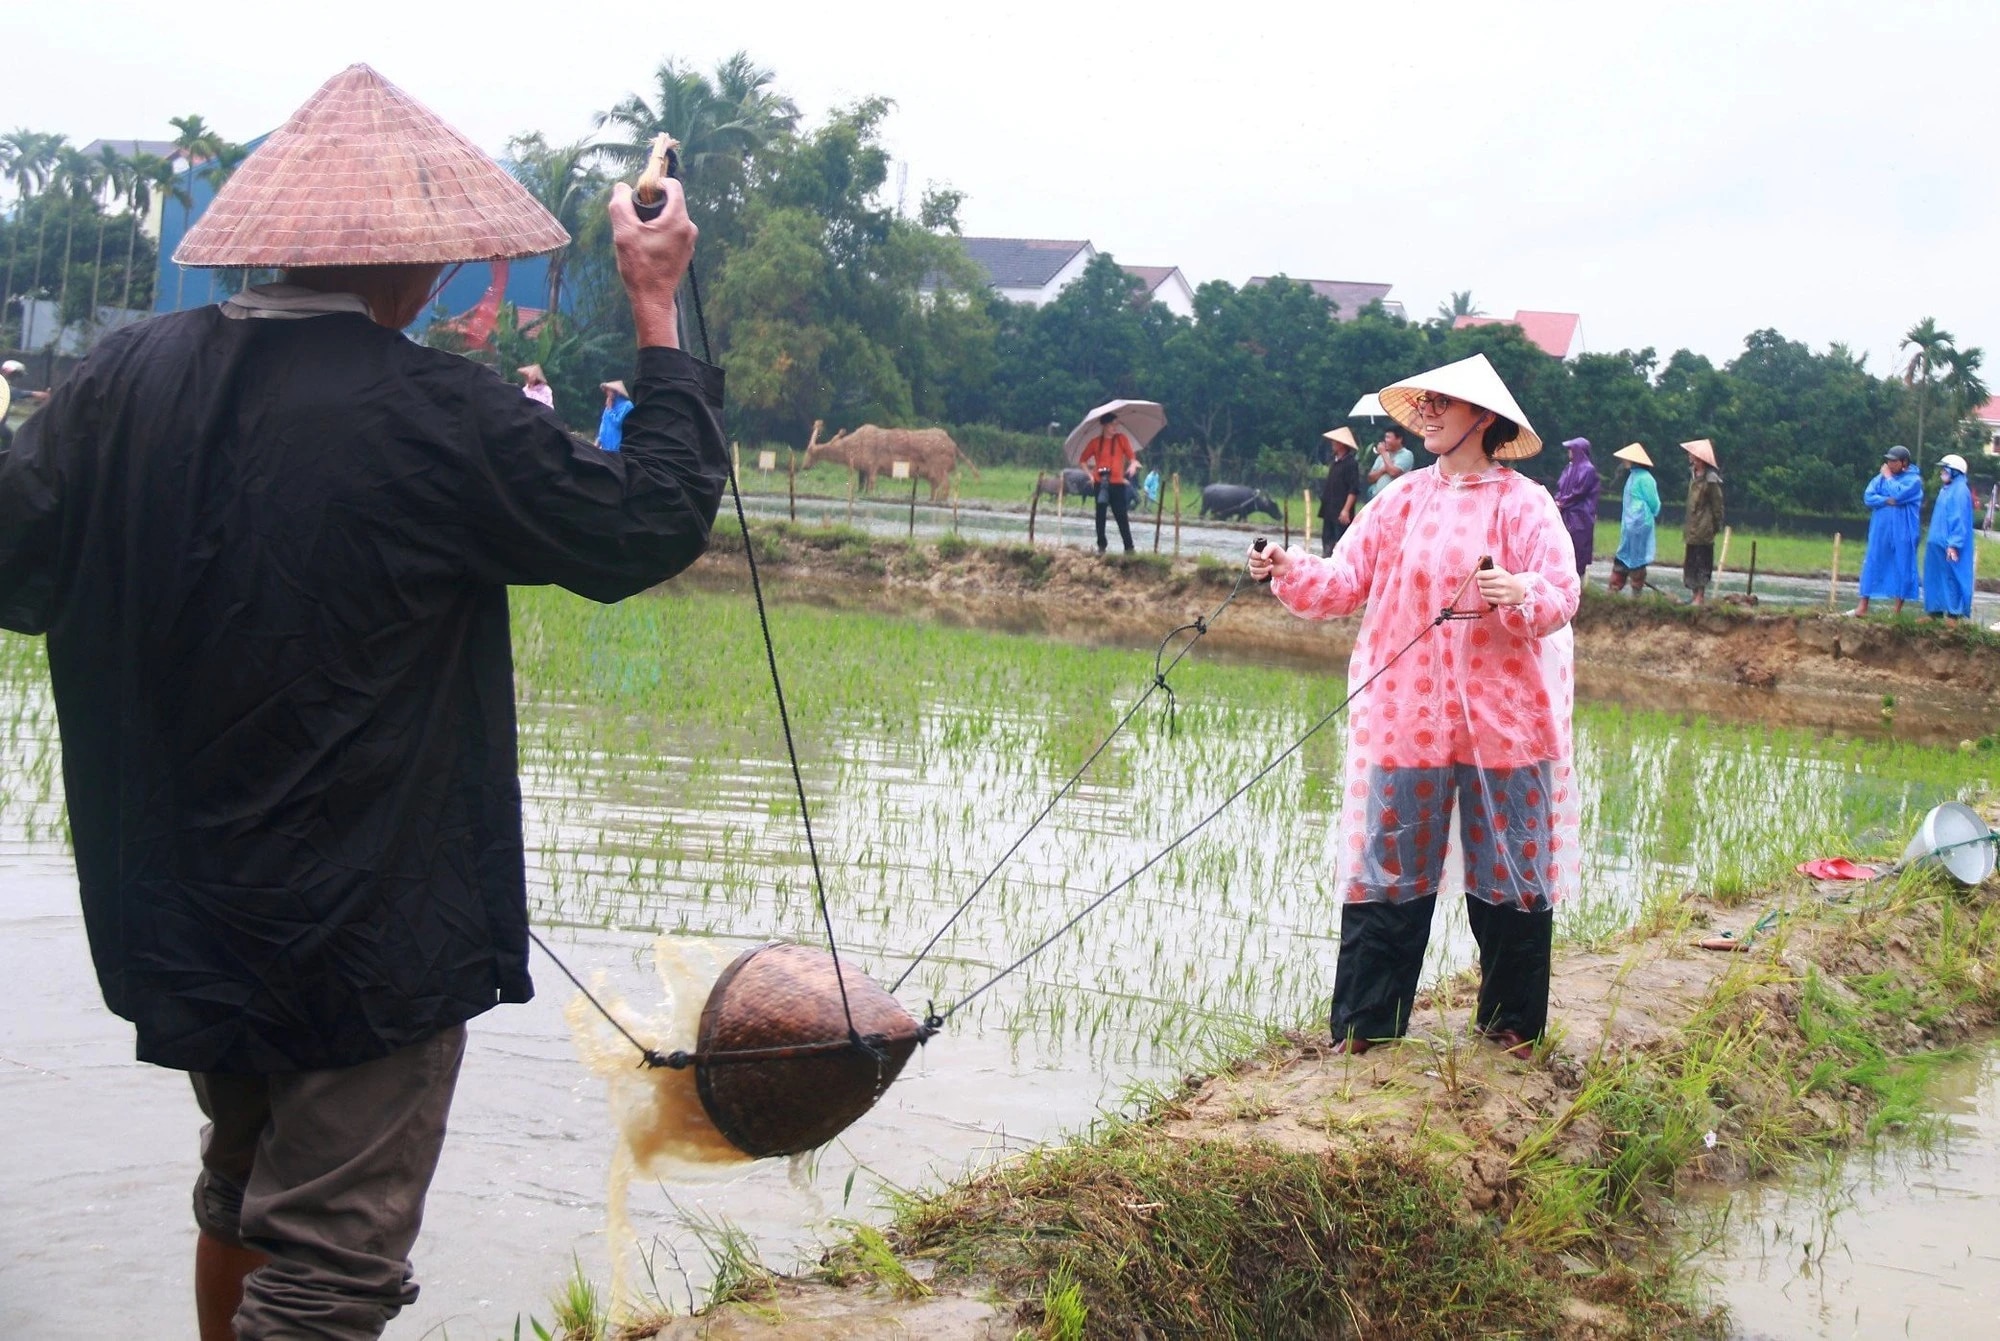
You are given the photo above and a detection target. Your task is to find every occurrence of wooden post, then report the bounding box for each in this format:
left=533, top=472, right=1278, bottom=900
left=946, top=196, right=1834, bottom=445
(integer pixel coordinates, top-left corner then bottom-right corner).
left=1746, top=540, right=1758, bottom=596
left=1282, top=498, right=1291, bottom=550
left=1028, top=483, right=1042, bottom=544
left=1171, top=473, right=1182, bottom=558
left=732, top=441, right=741, bottom=482
left=1303, top=489, right=1313, bottom=546
left=1152, top=480, right=1165, bottom=554
left=908, top=471, right=919, bottom=538
left=1057, top=479, right=1066, bottom=548
left=951, top=483, right=960, bottom=535
left=1715, top=525, right=1732, bottom=584
left=846, top=478, right=855, bottom=525
left=787, top=450, right=797, bottom=522
left=1828, top=532, right=1841, bottom=608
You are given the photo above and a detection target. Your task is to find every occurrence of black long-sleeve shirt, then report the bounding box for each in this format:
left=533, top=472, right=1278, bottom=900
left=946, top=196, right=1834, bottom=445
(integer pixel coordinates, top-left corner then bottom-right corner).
left=0, top=307, right=727, bottom=1073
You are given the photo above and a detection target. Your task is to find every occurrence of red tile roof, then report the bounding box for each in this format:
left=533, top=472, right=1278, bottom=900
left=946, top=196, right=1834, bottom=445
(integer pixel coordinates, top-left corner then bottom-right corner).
left=1452, top=310, right=1580, bottom=358
left=1976, top=395, right=2000, bottom=426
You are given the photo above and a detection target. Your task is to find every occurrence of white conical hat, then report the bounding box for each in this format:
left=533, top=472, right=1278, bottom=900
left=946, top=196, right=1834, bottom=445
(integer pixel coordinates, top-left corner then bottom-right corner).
left=1377, top=353, right=1542, bottom=461
left=1322, top=426, right=1359, bottom=450
left=1613, top=443, right=1653, bottom=467
left=1680, top=438, right=1717, bottom=468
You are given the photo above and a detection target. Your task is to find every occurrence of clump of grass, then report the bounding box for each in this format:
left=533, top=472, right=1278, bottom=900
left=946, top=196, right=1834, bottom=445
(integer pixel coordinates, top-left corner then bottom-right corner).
left=993, top=544, right=1053, bottom=586
left=821, top=1223, right=932, bottom=1301
left=935, top=532, right=971, bottom=562
left=550, top=1256, right=608, bottom=1341
left=895, top=1130, right=1560, bottom=1340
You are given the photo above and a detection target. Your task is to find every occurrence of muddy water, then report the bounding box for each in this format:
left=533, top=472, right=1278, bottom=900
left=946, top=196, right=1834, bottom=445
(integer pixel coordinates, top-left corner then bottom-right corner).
left=0, top=607, right=1986, bottom=1336
left=1696, top=1041, right=2000, bottom=1339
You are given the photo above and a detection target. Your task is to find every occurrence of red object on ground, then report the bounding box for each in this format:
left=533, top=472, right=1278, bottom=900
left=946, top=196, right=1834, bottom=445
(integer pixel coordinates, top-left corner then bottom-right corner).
left=1794, top=857, right=1879, bottom=881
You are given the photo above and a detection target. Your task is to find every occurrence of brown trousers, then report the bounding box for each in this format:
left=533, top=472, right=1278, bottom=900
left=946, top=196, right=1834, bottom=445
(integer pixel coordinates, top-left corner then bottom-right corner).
left=191, top=1025, right=466, bottom=1339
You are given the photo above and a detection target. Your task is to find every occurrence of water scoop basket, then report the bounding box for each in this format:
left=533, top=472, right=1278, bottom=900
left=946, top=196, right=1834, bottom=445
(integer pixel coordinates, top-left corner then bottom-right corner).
left=1901, top=802, right=1999, bottom=887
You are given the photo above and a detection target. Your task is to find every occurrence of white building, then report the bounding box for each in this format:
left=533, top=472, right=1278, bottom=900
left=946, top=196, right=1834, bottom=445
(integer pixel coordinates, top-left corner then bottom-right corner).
left=956, top=238, right=1197, bottom=319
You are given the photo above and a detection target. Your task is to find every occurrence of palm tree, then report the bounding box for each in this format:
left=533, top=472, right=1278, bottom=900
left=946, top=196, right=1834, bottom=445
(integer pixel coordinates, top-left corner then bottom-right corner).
left=86, top=144, right=130, bottom=329
left=505, top=133, right=605, bottom=317
left=594, top=53, right=796, bottom=193
left=1899, top=317, right=1954, bottom=467
left=1436, top=290, right=1484, bottom=322
left=2, top=131, right=62, bottom=343
left=1941, top=344, right=1989, bottom=455
left=19, top=134, right=72, bottom=349
left=120, top=152, right=172, bottom=314
left=51, top=145, right=103, bottom=337
left=167, top=115, right=222, bottom=309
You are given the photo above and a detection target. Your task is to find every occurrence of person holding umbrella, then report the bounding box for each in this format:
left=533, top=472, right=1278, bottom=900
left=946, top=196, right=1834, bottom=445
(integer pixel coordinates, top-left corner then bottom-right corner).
left=1852, top=445, right=1921, bottom=617
left=1321, top=426, right=1363, bottom=555
left=1608, top=444, right=1659, bottom=595
left=1064, top=399, right=1165, bottom=555
left=1680, top=438, right=1724, bottom=605
left=1552, top=437, right=1599, bottom=581
left=1246, top=353, right=1581, bottom=1060
left=1923, top=453, right=1976, bottom=623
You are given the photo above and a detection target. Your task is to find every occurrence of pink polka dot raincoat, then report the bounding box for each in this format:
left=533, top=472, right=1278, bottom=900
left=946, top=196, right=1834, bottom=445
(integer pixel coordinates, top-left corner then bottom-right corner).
left=1270, top=464, right=1581, bottom=910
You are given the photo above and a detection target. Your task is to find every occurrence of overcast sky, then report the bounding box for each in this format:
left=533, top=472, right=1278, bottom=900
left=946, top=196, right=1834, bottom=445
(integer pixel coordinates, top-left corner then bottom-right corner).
left=6, top=0, right=1992, bottom=371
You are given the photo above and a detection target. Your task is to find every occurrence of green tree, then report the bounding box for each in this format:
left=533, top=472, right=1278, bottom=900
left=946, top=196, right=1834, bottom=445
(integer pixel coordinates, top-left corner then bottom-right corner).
left=1898, top=317, right=1952, bottom=468
left=120, top=152, right=172, bottom=313
left=1436, top=289, right=1484, bottom=322
left=166, top=115, right=222, bottom=308
left=504, top=133, right=605, bottom=317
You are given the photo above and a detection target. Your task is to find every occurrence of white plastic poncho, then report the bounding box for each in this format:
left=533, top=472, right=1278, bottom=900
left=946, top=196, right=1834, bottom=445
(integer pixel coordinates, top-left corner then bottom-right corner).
left=1270, top=465, right=1582, bottom=911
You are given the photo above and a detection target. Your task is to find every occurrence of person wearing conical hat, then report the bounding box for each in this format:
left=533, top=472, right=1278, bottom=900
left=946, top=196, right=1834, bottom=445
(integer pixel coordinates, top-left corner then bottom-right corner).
left=1247, top=353, right=1580, bottom=1060
left=1922, top=454, right=1976, bottom=623
left=0, top=65, right=725, bottom=1339
left=1552, top=437, right=1599, bottom=581
left=1679, top=439, right=1725, bottom=605
left=1320, top=425, right=1363, bottom=555
left=1608, top=444, right=1659, bottom=595
left=596, top=379, right=634, bottom=451
left=517, top=362, right=554, bottom=411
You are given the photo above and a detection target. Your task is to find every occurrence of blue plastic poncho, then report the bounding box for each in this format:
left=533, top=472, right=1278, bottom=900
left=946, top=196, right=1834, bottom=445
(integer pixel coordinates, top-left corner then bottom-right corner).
left=1614, top=467, right=1659, bottom=569
left=1923, top=471, right=1976, bottom=617
left=1857, top=469, right=1922, bottom=601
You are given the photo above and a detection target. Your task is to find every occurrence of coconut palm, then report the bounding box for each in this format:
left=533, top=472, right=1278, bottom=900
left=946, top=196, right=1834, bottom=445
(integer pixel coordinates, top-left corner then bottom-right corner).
left=504, top=133, right=604, bottom=316
left=167, top=115, right=222, bottom=309
left=17, top=134, right=73, bottom=348
left=120, top=152, right=172, bottom=314
left=86, top=144, right=129, bottom=328
left=594, top=53, right=796, bottom=192
left=1941, top=344, right=1989, bottom=453
left=1898, top=317, right=1954, bottom=468
left=2, top=131, right=63, bottom=342
left=1436, top=290, right=1484, bottom=322
left=51, top=145, right=104, bottom=335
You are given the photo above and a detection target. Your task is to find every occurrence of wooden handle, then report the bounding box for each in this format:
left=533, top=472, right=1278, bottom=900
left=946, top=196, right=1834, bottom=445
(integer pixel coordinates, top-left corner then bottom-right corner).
left=633, top=134, right=680, bottom=221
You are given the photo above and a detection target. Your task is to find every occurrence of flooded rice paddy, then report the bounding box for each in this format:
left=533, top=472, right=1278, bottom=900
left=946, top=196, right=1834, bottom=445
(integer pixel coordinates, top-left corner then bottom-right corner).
left=1695, top=1038, right=2000, bottom=1338
left=0, top=584, right=1992, bottom=1335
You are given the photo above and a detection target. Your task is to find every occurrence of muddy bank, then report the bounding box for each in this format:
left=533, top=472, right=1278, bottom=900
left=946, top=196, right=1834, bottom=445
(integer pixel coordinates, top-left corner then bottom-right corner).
left=681, top=525, right=2000, bottom=742
left=640, top=801, right=2000, bottom=1340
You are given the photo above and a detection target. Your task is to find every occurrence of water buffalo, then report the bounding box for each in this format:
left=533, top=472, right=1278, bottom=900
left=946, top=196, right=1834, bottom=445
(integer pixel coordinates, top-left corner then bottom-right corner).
left=1034, top=468, right=1095, bottom=500
left=1200, top=484, right=1282, bottom=522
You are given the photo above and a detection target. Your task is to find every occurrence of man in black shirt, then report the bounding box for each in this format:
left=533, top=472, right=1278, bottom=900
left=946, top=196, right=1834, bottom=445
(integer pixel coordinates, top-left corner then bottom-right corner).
left=1320, top=426, right=1363, bottom=555
left=0, top=66, right=726, bottom=1339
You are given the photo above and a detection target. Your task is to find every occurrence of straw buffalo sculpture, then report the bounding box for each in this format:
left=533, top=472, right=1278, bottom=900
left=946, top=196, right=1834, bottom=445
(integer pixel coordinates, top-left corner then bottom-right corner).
left=804, top=421, right=978, bottom=500
left=1200, top=484, right=1282, bottom=522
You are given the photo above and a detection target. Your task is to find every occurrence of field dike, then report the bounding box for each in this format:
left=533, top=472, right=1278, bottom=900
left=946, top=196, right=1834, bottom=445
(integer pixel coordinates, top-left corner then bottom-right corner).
left=686, top=522, right=2000, bottom=743
left=535, top=525, right=2000, bottom=1340
left=616, top=826, right=2000, bottom=1341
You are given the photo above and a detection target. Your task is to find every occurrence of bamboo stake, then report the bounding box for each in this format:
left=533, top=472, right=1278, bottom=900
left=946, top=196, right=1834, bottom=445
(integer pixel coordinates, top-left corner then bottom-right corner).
left=1172, top=474, right=1182, bottom=558
left=1057, top=479, right=1066, bottom=547
left=787, top=450, right=797, bottom=522
left=907, top=472, right=919, bottom=538
left=1828, top=532, right=1841, bottom=608
left=1746, top=540, right=1758, bottom=597
left=1303, top=488, right=1313, bottom=545
left=1282, top=498, right=1292, bottom=550
left=1152, top=479, right=1165, bottom=553
left=1028, top=482, right=1041, bottom=544
left=951, top=483, right=959, bottom=536
left=846, top=478, right=855, bottom=525
left=1715, top=525, right=1732, bottom=584
left=731, top=441, right=741, bottom=482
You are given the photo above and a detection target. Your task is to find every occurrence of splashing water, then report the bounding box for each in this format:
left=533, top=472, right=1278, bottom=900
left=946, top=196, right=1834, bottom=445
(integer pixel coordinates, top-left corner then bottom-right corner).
left=563, top=937, right=757, bottom=1307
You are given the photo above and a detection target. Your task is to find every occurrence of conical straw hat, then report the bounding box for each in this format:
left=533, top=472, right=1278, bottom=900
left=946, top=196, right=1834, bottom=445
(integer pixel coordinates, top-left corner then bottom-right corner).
left=1613, top=443, right=1653, bottom=467
left=1377, top=353, right=1542, bottom=461
left=1322, top=426, right=1359, bottom=450
left=1680, top=438, right=1717, bottom=468
left=175, top=65, right=568, bottom=268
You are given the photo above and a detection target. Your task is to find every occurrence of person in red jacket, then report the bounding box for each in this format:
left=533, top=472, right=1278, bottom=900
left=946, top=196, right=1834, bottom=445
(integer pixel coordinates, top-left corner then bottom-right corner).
left=1077, top=412, right=1138, bottom=553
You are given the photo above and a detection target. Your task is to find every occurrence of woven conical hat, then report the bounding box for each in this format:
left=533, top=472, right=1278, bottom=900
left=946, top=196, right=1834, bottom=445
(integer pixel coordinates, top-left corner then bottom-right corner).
left=1613, top=443, right=1653, bottom=467
left=1378, top=353, right=1542, bottom=461
left=175, top=65, right=568, bottom=268
left=1323, top=426, right=1358, bottom=450
left=1680, top=438, right=1717, bottom=468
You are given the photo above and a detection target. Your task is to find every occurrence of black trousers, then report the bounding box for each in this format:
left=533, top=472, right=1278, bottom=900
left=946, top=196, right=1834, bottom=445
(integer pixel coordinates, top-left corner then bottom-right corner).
left=1095, top=482, right=1134, bottom=552
left=1321, top=518, right=1349, bottom=556
left=1330, top=895, right=1553, bottom=1043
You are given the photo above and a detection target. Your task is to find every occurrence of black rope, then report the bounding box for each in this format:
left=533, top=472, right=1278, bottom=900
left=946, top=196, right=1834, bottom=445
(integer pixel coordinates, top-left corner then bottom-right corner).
left=889, top=567, right=1253, bottom=994
left=928, top=592, right=1476, bottom=1026
left=527, top=929, right=677, bottom=1069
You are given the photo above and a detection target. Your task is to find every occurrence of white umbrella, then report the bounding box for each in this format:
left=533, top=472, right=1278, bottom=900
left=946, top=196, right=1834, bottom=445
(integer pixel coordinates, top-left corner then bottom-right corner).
left=1063, top=398, right=1166, bottom=465
left=1349, top=393, right=1384, bottom=419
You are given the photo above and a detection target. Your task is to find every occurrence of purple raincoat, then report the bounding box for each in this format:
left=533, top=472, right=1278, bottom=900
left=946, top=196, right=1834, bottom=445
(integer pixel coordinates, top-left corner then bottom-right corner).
left=1552, top=438, right=1599, bottom=576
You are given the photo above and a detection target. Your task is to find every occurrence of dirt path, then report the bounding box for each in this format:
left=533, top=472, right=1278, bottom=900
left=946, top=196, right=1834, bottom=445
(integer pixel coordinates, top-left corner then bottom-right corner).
left=684, top=530, right=2000, bottom=742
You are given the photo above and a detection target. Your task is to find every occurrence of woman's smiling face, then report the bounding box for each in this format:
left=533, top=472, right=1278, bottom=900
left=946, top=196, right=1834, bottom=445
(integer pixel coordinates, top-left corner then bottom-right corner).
left=1409, top=391, right=1492, bottom=458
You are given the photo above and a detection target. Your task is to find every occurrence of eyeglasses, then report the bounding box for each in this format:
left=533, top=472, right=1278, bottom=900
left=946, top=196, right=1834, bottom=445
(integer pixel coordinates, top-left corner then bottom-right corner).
left=1411, top=392, right=1455, bottom=416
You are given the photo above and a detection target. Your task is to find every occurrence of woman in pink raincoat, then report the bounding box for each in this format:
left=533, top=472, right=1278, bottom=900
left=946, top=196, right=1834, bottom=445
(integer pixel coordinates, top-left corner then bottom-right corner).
left=1247, top=354, right=1580, bottom=1058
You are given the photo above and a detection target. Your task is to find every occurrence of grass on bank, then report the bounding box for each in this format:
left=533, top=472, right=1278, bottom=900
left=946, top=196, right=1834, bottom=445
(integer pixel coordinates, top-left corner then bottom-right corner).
left=1587, top=518, right=2000, bottom=584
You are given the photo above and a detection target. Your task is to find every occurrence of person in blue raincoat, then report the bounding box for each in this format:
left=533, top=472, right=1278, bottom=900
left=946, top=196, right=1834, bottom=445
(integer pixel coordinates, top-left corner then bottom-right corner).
left=1607, top=443, right=1659, bottom=595
left=1852, top=445, right=1922, bottom=616
left=595, top=379, right=634, bottom=451
left=1923, top=453, right=1976, bottom=622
